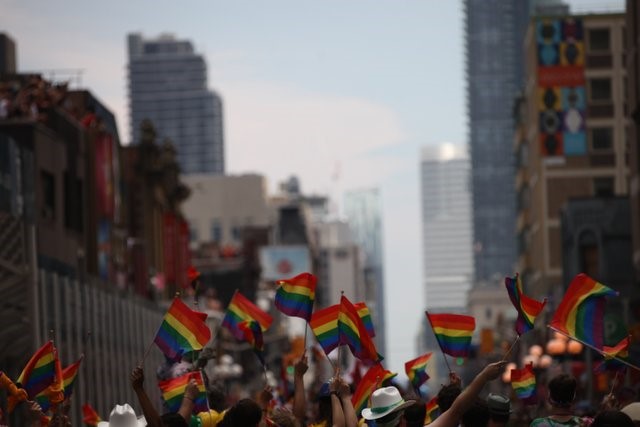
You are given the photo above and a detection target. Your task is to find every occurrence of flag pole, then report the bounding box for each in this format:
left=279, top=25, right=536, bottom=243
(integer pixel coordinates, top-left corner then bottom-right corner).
left=502, top=335, right=521, bottom=361
left=609, top=370, right=620, bottom=397
left=425, top=311, right=453, bottom=374
left=547, top=325, right=640, bottom=372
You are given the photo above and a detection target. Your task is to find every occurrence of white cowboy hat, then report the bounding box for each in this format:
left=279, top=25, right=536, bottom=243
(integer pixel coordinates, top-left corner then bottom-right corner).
left=97, top=404, right=146, bottom=427
left=361, top=386, right=415, bottom=420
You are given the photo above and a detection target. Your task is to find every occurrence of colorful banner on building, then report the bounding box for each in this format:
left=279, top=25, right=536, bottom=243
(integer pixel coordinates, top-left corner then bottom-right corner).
left=95, top=133, right=115, bottom=218
left=537, top=18, right=586, bottom=157
left=259, top=245, right=311, bottom=281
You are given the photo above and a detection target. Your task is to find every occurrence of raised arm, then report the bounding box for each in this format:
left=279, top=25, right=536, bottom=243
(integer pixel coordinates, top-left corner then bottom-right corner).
left=131, top=366, right=163, bottom=427
left=292, top=352, right=308, bottom=421
left=177, top=378, right=199, bottom=421
left=430, top=361, right=505, bottom=427
left=336, top=377, right=357, bottom=427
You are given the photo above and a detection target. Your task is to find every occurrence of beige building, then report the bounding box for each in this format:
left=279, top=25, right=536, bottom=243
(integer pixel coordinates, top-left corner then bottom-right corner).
left=182, top=174, right=270, bottom=247
left=517, top=13, right=627, bottom=299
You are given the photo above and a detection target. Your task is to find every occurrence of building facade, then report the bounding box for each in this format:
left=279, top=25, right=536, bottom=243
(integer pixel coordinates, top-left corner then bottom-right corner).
left=627, top=1, right=640, bottom=282
left=516, top=13, right=628, bottom=299
left=465, top=0, right=531, bottom=282
left=421, top=144, right=473, bottom=312
left=127, top=33, right=224, bottom=174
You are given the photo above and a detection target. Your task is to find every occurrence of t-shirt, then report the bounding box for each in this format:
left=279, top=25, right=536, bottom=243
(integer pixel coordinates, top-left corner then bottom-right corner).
left=530, top=416, right=589, bottom=427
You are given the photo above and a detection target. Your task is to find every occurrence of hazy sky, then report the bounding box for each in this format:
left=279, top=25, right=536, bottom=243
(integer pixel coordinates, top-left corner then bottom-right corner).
left=2, top=0, right=624, bottom=376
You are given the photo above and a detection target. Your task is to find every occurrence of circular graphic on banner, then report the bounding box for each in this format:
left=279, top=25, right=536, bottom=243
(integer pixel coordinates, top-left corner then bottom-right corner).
left=542, top=110, right=560, bottom=133
left=564, top=108, right=583, bottom=133
left=543, top=88, right=558, bottom=109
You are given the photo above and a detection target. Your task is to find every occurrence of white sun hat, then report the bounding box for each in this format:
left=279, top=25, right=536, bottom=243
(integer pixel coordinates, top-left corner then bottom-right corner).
left=97, top=404, right=146, bottom=427
left=361, top=386, right=415, bottom=420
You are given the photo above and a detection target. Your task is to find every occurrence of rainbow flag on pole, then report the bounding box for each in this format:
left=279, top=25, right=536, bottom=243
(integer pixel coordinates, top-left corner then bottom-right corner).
left=595, top=336, right=631, bottom=373
left=510, top=363, right=536, bottom=404
left=310, top=302, right=375, bottom=356
left=424, top=397, right=440, bottom=425
left=505, top=273, right=547, bottom=335
left=158, top=371, right=209, bottom=413
left=274, top=272, right=316, bottom=321
left=154, top=298, right=212, bottom=361
left=16, top=341, right=56, bottom=399
left=404, top=352, right=432, bottom=390
left=239, top=320, right=265, bottom=364
left=425, top=312, right=475, bottom=358
left=338, top=296, right=382, bottom=363
left=549, top=273, right=618, bottom=349
left=222, top=291, right=273, bottom=341
left=351, top=363, right=396, bottom=415
left=62, top=356, right=83, bottom=399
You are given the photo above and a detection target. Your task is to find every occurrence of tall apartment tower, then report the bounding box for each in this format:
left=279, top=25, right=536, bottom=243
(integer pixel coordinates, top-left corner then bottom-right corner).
left=344, top=188, right=387, bottom=357
left=465, top=0, right=531, bottom=282
left=421, top=144, right=473, bottom=312
left=127, top=33, right=224, bottom=174
left=516, top=13, right=627, bottom=298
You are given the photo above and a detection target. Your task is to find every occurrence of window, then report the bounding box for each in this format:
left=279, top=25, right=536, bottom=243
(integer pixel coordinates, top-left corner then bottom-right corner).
left=588, top=28, right=610, bottom=51
left=210, top=219, right=221, bottom=242
left=64, top=172, right=83, bottom=232
left=591, top=127, right=613, bottom=151
left=41, top=171, right=55, bottom=220
left=593, top=177, right=614, bottom=197
left=590, top=78, right=611, bottom=101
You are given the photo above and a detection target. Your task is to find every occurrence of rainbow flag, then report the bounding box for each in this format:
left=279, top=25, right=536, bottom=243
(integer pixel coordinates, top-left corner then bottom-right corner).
left=425, top=312, right=475, bottom=358
left=158, top=371, right=209, bottom=413
left=36, top=350, right=64, bottom=412
left=154, top=298, right=212, bottom=361
left=596, top=336, right=631, bottom=373
left=62, top=356, right=83, bottom=399
left=16, top=341, right=56, bottom=399
left=505, top=273, right=547, bottom=335
left=310, top=302, right=375, bottom=356
left=239, top=320, right=265, bottom=364
left=338, top=296, right=382, bottom=363
left=549, top=273, right=618, bottom=349
left=351, top=363, right=397, bottom=415
left=404, top=352, right=432, bottom=390
left=424, top=397, right=440, bottom=425
left=82, top=403, right=101, bottom=426
left=510, top=363, right=536, bottom=404
left=274, top=272, right=317, bottom=321
left=222, top=291, right=273, bottom=341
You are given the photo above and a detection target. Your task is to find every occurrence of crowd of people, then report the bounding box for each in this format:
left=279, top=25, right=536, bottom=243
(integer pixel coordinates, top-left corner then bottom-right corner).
left=0, top=75, right=70, bottom=122
left=2, top=350, right=639, bottom=427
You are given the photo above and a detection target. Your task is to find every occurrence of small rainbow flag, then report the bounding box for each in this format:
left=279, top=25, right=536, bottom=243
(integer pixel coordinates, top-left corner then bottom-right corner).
left=222, top=291, right=273, bottom=341
left=62, top=356, right=83, bottom=399
left=16, top=341, right=56, bottom=400
left=351, top=363, right=397, bottom=415
left=549, top=273, right=618, bottom=349
left=404, top=352, right=432, bottom=390
left=274, top=272, right=317, bottom=321
left=239, top=320, right=265, bottom=364
left=596, top=336, right=631, bottom=373
left=424, top=397, right=440, bottom=425
left=510, top=363, right=536, bottom=404
left=310, top=302, right=375, bottom=356
left=505, top=273, right=547, bottom=336
left=82, top=403, right=102, bottom=426
left=35, top=350, right=64, bottom=412
left=425, top=312, right=475, bottom=358
left=158, top=371, right=209, bottom=413
left=154, top=298, right=212, bottom=361
left=338, top=296, right=382, bottom=363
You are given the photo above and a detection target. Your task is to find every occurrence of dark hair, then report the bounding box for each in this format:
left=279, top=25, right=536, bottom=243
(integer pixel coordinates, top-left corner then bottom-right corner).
left=218, top=398, right=262, bottom=427
left=548, top=374, right=577, bottom=407
left=438, top=384, right=462, bottom=412
left=161, top=413, right=189, bottom=427
left=461, top=399, right=489, bottom=427
left=208, top=383, right=227, bottom=412
left=403, top=401, right=427, bottom=427
left=592, top=410, right=634, bottom=427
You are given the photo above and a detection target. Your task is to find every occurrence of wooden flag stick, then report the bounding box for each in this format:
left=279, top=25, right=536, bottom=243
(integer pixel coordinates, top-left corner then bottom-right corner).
left=547, top=326, right=640, bottom=372
left=503, top=335, right=521, bottom=361
left=609, top=370, right=620, bottom=396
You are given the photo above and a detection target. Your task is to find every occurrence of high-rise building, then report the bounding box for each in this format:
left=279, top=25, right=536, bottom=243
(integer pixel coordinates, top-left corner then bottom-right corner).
left=465, top=0, right=531, bottom=282
left=421, top=144, right=473, bottom=312
left=344, top=188, right=387, bottom=357
left=127, top=33, right=224, bottom=174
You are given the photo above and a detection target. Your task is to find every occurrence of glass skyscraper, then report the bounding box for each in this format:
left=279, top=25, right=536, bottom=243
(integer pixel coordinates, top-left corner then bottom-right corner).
left=464, top=0, right=530, bottom=282
left=128, top=33, right=224, bottom=174
left=421, top=144, right=473, bottom=312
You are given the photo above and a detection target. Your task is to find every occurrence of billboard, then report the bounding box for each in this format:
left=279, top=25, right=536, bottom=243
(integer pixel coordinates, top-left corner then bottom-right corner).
left=259, top=245, right=312, bottom=281
left=537, top=18, right=587, bottom=157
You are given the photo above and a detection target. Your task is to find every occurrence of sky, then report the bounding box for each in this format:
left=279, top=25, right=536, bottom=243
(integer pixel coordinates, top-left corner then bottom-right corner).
left=1, top=0, right=625, bottom=375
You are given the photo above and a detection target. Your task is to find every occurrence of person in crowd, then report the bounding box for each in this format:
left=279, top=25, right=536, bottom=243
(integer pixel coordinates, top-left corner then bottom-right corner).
left=402, top=400, right=427, bottom=427
left=590, top=410, right=634, bottom=427
left=97, top=404, right=146, bottom=427
left=216, top=398, right=262, bottom=427
left=437, top=372, right=462, bottom=412
left=460, top=399, right=489, bottom=427
left=486, top=394, right=510, bottom=427
left=362, top=361, right=505, bottom=427
left=621, top=402, right=640, bottom=427
left=530, top=374, right=590, bottom=427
